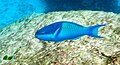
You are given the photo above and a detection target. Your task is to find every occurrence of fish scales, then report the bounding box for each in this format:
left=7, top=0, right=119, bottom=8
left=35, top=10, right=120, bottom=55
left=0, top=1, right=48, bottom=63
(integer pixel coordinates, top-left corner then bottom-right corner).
left=35, top=21, right=106, bottom=42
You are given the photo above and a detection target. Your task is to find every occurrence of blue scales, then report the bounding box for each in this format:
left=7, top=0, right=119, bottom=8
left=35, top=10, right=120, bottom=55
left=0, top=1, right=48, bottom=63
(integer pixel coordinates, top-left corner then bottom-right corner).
left=35, top=21, right=106, bottom=42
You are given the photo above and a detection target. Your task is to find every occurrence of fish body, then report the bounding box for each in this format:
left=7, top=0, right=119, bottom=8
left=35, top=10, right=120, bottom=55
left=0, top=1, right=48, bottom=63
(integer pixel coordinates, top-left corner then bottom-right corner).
left=35, top=21, right=106, bottom=42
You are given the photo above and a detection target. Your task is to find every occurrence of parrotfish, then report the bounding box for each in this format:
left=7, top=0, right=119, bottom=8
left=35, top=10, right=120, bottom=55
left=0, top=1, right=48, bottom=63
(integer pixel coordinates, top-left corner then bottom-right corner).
left=35, top=21, right=106, bottom=42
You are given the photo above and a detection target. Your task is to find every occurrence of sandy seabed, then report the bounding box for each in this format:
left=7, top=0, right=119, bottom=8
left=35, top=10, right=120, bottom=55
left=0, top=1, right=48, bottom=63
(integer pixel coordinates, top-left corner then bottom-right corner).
left=0, top=10, right=120, bottom=65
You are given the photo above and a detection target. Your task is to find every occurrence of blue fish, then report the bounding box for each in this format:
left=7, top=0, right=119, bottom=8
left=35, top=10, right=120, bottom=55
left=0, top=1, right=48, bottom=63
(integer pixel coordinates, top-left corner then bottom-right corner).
left=35, top=21, right=106, bottom=42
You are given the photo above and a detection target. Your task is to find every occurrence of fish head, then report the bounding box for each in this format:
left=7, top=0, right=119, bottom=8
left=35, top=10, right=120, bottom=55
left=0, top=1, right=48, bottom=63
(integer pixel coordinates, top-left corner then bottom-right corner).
left=35, top=25, right=56, bottom=41
left=35, top=22, right=62, bottom=41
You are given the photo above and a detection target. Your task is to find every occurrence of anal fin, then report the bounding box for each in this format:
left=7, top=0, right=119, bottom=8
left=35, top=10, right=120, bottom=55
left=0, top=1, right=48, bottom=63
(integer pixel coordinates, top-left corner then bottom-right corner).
left=69, top=35, right=83, bottom=40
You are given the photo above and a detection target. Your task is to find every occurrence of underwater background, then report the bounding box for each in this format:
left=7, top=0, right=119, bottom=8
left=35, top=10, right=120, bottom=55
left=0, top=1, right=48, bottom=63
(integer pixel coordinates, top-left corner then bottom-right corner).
left=0, top=0, right=120, bottom=65
left=0, top=0, right=120, bottom=28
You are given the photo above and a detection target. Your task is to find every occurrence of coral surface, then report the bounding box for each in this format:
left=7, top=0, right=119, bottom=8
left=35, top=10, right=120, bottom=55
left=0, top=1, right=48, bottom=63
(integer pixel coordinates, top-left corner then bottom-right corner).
left=0, top=10, right=120, bottom=65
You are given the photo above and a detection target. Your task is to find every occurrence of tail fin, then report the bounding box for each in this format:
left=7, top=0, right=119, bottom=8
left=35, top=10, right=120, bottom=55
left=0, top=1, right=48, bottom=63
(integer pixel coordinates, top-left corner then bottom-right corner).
left=88, top=24, right=106, bottom=38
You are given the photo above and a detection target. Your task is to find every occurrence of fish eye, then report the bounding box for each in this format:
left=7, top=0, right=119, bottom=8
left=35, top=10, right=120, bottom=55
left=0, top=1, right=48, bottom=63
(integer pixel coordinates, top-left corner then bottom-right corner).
left=41, top=32, right=45, bottom=35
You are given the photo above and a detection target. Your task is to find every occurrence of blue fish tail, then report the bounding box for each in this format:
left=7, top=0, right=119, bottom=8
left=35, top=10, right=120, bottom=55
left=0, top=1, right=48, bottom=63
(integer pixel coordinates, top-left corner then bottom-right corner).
left=88, top=24, right=106, bottom=38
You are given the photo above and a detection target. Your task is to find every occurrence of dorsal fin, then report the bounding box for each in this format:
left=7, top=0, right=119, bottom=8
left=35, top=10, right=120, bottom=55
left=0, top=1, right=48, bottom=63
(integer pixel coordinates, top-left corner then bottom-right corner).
left=62, top=21, right=84, bottom=27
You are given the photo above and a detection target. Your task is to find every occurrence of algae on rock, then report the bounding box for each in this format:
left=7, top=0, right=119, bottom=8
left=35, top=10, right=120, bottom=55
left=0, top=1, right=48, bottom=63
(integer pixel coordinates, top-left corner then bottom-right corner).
left=0, top=10, right=120, bottom=65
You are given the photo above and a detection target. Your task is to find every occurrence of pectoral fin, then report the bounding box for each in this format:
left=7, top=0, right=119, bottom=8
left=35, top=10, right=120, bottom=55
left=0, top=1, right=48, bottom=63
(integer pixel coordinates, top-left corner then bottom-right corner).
left=53, top=27, right=61, bottom=38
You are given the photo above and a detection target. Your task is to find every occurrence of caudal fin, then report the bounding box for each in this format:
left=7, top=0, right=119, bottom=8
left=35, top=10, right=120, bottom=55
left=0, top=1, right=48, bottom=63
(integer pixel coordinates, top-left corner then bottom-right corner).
left=88, top=24, right=106, bottom=38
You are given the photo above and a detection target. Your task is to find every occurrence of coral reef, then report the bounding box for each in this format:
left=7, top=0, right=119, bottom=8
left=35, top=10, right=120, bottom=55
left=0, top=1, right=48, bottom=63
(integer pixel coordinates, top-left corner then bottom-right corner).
left=0, top=10, right=120, bottom=65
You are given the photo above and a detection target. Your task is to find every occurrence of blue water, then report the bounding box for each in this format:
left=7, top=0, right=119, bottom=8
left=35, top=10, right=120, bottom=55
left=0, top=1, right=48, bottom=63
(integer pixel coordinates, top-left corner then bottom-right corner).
left=0, top=0, right=46, bottom=28
left=0, top=0, right=120, bottom=28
